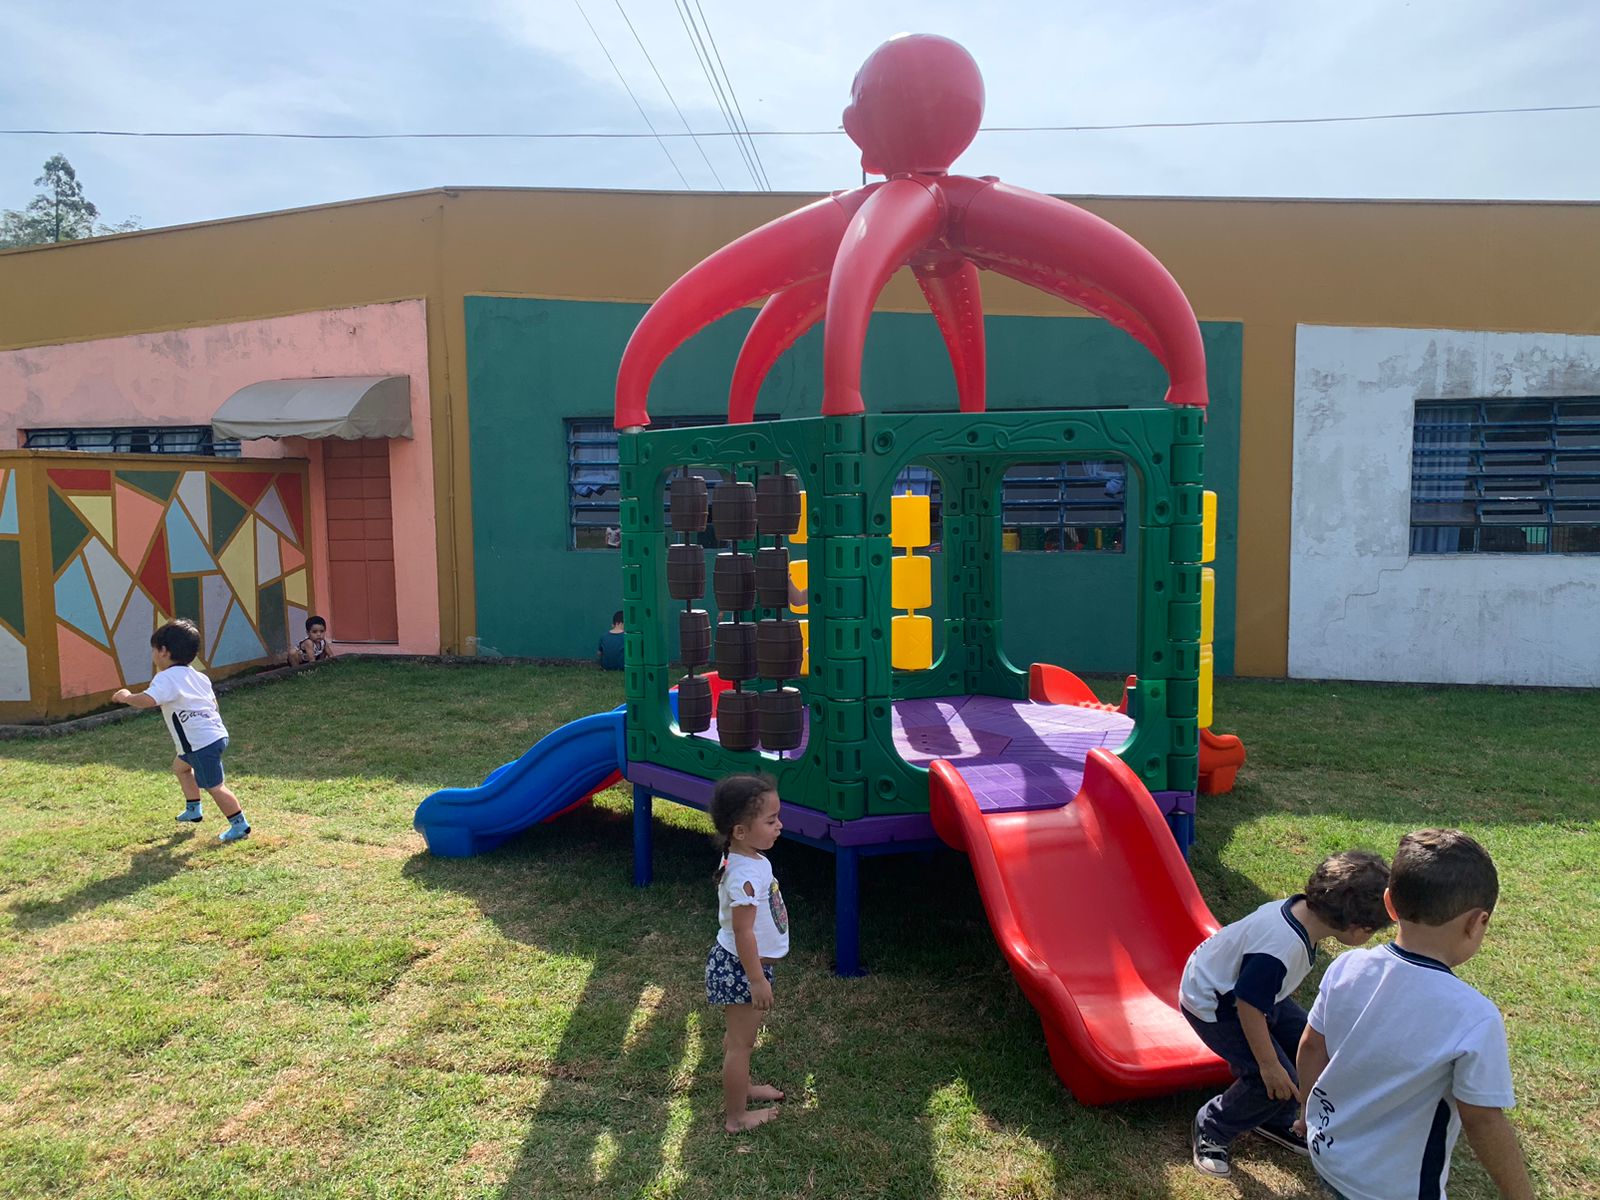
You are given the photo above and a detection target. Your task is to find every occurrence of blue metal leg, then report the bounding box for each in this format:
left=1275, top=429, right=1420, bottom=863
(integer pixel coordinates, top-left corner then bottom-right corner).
left=834, top=845, right=865, bottom=977
left=632, top=785, right=653, bottom=887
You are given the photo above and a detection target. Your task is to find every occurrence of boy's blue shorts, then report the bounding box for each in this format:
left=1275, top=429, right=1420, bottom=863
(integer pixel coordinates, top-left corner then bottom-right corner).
left=180, top=737, right=228, bottom=789
left=705, top=943, right=775, bottom=1006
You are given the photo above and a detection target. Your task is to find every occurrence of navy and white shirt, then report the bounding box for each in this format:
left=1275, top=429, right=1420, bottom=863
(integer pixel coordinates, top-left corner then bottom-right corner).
left=1306, top=943, right=1515, bottom=1200
left=145, top=665, right=229, bottom=755
left=1180, top=895, right=1316, bottom=1022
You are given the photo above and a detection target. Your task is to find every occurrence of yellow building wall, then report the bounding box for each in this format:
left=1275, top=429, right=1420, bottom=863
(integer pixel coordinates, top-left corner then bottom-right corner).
left=3, top=188, right=1597, bottom=674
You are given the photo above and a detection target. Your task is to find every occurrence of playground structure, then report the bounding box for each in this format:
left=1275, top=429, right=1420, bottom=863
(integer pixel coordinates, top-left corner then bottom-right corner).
left=416, top=34, right=1247, bottom=1104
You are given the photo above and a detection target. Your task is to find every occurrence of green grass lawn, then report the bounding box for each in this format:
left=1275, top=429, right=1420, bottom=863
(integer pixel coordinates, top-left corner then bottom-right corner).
left=1, top=661, right=1595, bottom=1199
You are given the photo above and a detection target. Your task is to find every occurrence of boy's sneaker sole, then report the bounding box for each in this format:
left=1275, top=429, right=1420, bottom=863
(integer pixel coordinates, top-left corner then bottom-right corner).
left=1191, top=1116, right=1232, bottom=1178
left=1255, top=1125, right=1310, bottom=1157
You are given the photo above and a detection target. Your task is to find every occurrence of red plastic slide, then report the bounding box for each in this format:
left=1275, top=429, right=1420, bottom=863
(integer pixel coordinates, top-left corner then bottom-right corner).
left=929, top=748, right=1232, bottom=1104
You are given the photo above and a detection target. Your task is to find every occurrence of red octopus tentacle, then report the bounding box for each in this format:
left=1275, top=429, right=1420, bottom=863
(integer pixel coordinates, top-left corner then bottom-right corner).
left=614, top=189, right=870, bottom=428
left=911, top=253, right=987, bottom=412
left=822, top=177, right=947, bottom=416
left=728, top=274, right=830, bottom=424
left=947, top=178, right=1208, bottom=408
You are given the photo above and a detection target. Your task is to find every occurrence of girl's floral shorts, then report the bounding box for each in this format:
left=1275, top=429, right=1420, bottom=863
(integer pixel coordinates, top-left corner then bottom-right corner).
left=705, top=943, right=775, bottom=1006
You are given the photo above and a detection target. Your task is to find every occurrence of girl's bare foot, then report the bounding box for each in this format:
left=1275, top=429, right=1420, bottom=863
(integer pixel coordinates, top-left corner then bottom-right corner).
left=725, top=1107, right=781, bottom=1134
left=748, top=1083, right=785, bottom=1103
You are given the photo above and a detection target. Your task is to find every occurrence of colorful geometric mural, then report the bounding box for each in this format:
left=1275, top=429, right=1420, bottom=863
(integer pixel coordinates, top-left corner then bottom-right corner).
left=0, top=466, right=27, bottom=702
left=44, top=465, right=311, bottom=699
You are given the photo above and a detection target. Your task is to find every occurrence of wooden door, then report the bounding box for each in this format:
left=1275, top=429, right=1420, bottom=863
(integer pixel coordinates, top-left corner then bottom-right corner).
left=325, top=439, right=398, bottom=642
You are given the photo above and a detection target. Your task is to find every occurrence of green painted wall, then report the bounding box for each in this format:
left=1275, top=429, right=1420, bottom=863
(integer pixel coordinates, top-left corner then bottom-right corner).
left=466, top=296, right=1241, bottom=674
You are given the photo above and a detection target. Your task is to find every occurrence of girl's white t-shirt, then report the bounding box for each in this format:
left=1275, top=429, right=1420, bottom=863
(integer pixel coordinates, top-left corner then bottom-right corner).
left=716, top=852, right=789, bottom=960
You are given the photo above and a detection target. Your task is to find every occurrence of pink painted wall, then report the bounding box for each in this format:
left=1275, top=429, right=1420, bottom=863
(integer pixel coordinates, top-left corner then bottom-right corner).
left=0, top=301, right=440, bottom=654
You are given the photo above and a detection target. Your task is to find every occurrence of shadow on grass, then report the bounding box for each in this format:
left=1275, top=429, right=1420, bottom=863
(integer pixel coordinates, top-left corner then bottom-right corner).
left=8, top=831, right=191, bottom=930
left=400, top=799, right=1307, bottom=1199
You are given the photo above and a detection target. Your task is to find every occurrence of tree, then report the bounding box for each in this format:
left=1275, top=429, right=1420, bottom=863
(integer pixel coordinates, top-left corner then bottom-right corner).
left=0, top=154, right=141, bottom=248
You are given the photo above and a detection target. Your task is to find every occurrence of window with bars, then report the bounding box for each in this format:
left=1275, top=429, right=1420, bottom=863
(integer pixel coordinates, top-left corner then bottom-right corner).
left=569, top=419, right=1128, bottom=553
left=892, top=461, right=1127, bottom=553
left=23, top=425, right=241, bottom=457
left=1410, top=398, right=1600, bottom=554
left=568, top=417, right=753, bottom=549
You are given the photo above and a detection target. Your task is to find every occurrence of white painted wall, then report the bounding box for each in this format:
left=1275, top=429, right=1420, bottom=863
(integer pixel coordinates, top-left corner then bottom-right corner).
left=1289, top=325, right=1600, bottom=687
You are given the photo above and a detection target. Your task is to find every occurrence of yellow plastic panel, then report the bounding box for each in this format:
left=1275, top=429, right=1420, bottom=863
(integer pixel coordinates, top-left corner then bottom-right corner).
left=892, top=614, right=933, bottom=670
left=798, top=619, right=809, bottom=675
left=1201, top=567, right=1215, bottom=644
left=1202, top=490, right=1217, bottom=564
left=788, top=559, right=809, bottom=613
left=891, top=493, right=931, bottom=549
left=791, top=490, right=807, bottom=545
left=1199, top=642, right=1214, bottom=730
left=891, top=553, right=932, bottom=610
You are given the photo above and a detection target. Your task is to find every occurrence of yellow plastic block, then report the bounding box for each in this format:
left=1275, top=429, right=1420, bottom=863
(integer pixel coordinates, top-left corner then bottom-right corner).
left=791, top=490, right=807, bottom=545
left=1201, top=567, right=1215, bottom=644
left=892, top=614, right=933, bottom=671
left=1199, top=642, right=1214, bottom=730
left=891, top=553, right=932, bottom=610
left=1202, top=490, right=1217, bottom=564
left=788, top=559, right=809, bottom=613
left=798, top=618, right=809, bottom=675
left=891, top=492, right=931, bottom=549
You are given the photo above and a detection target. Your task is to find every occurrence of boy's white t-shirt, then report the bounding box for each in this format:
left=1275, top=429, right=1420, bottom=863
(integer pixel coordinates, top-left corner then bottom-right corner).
left=716, top=852, right=789, bottom=960
left=145, top=665, right=229, bottom=755
left=1180, top=895, right=1316, bottom=1021
left=1306, top=943, right=1516, bottom=1200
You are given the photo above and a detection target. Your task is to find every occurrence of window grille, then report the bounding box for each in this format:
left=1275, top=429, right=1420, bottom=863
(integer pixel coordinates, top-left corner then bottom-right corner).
left=23, top=425, right=241, bottom=457
left=1411, top=398, right=1600, bottom=554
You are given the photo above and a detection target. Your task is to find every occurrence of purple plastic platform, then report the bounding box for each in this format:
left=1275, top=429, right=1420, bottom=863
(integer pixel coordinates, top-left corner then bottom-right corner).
left=685, top=693, right=1134, bottom=817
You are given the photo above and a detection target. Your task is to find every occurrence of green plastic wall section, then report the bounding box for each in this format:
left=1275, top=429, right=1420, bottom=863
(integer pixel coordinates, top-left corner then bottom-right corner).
left=622, top=406, right=1204, bottom=820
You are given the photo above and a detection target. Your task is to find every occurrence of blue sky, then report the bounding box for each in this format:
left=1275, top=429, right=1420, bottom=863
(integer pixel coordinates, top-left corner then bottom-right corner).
left=1, top=0, right=1596, bottom=232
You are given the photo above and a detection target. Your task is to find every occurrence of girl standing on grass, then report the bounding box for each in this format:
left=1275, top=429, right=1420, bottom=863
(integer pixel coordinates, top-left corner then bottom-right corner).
left=706, top=773, right=790, bottom=1132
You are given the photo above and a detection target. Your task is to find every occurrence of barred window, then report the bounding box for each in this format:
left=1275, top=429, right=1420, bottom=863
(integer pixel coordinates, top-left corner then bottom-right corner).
left=893, top=461, right=1127, bottom=553
left=1411, top=398, right=1600, bottom=554
left=568, top=417, right=757, bottom=549
left=23, top=425, right=241, bottom=457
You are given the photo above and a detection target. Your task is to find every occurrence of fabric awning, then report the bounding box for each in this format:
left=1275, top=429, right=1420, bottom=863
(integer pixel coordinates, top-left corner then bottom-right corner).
left=212, top=375, right=412, bottom=440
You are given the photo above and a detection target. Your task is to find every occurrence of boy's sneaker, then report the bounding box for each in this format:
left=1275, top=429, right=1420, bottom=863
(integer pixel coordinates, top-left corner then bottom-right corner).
left=1192, top=1115, right=1232, bottom=1178
left=1255, top=1124, right=1310, bottom=1157
left=218, top=818, right=251, bottom=843
left=176, top=808, right=204, bottom=823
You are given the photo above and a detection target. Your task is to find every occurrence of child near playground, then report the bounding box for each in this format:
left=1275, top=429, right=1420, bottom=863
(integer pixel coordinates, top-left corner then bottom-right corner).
left=706, top=773, right=789, bottom=1132
left=111, top=619, right=252, bottom=844
left=289, top=614, right=333, bottom=667
left=1296, top=830, right=1534, bottom=1200
left=596, top=611, right=625, bottom=671
left=1180, top=849, right=1391, bottom=1178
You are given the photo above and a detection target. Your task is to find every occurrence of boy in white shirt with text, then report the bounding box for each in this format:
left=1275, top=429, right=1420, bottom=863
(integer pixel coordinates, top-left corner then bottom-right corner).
left=1297, top=829, right=1534, bottom=1200
left=113, top=619, right=252, bottom=843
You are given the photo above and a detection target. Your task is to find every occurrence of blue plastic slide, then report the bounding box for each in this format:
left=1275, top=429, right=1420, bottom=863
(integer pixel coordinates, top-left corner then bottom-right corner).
left=414, top=709, right=625, bottom=857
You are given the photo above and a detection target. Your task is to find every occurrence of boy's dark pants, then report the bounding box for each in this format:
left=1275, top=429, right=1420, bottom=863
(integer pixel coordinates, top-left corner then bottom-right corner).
left=1183, top=1000, right=1306, bottom=1145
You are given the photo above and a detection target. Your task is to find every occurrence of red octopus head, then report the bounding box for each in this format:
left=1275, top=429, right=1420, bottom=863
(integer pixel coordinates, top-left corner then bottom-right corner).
left=842, top=34, right=985, bottom=177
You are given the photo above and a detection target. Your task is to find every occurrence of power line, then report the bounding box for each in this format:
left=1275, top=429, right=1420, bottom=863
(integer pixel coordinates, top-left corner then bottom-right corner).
left=690, top=0, right=771, bottom=189
left=612, top=0, right=724, bottom=189
left=571, top=0, right=690, bottom=188
left=2, top=102, right=1596, bottom=143
left=672, top=0, right=763, bottom=188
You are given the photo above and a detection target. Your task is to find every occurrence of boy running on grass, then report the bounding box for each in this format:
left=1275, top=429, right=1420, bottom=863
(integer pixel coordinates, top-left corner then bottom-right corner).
left=112, top=619, right=252, bottom=843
